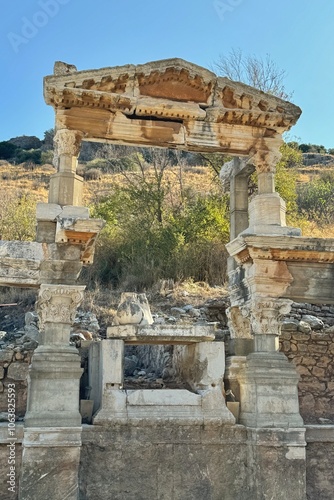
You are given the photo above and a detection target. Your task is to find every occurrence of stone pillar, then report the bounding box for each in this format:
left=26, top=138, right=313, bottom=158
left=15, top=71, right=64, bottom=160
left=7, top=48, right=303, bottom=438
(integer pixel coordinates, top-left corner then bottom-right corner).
left=239, top=297, right=303, bottom=428
left=224, top=305, right=253, bottom=402
left=49, top=129, right=84, bottom=206
left=93, top=339, right=127, bottom=423
left=220, top=157, right=255, bottom=273
left=20, top=284, right=85, bottom=500
left=247, top=147, right=300, bottom=236
left=230, top=170, right=249, bottom=240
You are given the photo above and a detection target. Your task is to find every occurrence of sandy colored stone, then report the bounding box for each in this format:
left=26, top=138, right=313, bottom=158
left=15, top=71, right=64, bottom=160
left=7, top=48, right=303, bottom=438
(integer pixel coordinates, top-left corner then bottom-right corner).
left=301, top=356, right=316, bottom=366
left=312, top=366, right=325, bottom=378
left=296, top=365, right=311, bottom=376
left=7, top=362, right=29, bottom=381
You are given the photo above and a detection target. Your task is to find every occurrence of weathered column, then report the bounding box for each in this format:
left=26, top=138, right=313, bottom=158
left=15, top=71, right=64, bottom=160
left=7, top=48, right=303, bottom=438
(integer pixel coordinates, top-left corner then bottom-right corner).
left=239, top=296, right=303, bottom=428
left=238, top=297, right=306, bottom=500
left=20, top=284, right=85, bottom=500
left=49, top=128, right=84, bottom=206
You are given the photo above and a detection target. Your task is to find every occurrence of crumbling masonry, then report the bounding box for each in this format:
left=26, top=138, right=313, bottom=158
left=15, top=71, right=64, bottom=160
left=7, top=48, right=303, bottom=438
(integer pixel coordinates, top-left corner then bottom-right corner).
left=1, top=58, right=334, bottom=499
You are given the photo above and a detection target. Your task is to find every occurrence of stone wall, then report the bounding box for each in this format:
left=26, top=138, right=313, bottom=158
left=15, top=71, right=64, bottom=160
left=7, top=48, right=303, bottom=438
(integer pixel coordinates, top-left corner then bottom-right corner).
left=279, top=303, right=334, bottom=424
left=0, top=348, right=33, bottom=419
left=305, top=426, right=334, bottom=500
left=79, top=424, right=305, bottom=500
left=280, top=329, right=334, bottom=424
left=0, top=423, right=333, bottom=500
left=289, top=302, right=334, bottom=327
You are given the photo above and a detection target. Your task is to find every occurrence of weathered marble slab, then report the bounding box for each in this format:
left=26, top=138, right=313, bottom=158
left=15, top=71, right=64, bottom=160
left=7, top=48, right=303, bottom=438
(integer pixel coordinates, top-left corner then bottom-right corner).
left=106, top=323, right=216, bottom=344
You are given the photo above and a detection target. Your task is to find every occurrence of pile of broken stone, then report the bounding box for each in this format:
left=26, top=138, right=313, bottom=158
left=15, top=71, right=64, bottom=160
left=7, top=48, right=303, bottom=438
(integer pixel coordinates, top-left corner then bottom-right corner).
left=1, top=295, right=333, bottom=397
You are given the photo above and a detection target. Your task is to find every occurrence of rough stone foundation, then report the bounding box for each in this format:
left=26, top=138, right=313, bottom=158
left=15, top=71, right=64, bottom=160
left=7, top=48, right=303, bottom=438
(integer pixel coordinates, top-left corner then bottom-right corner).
left=279, top=327, right=334, bottom=423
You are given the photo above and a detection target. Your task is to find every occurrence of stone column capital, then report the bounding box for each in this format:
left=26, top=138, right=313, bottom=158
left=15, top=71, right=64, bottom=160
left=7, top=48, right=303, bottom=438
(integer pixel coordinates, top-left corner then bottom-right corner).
left=37, top=284, right=85, bottom=328
left=249, top=143, right=282, bottom=174
left=248, top=296, right=292, bottom=336
left=54, top=129, right=83, bottom=158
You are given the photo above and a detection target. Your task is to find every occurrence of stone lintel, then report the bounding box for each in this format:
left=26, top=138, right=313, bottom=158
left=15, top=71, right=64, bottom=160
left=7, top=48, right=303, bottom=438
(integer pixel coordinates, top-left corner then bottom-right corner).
left=106, top=323, right=216, bottom=344
left=45, top=58, right=301, bottom=136
left=227, top=235, right=334, bottom=304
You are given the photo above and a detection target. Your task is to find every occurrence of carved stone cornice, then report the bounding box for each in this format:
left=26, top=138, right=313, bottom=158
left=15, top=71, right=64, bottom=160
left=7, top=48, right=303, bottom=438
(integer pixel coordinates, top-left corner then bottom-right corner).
left=37, top=284, right=85, bottom=327
left=227, top=235, right=334, bottom=264
left=248, top=297, right=292, bottom=336
left=44, top=59, right=301, bottom=154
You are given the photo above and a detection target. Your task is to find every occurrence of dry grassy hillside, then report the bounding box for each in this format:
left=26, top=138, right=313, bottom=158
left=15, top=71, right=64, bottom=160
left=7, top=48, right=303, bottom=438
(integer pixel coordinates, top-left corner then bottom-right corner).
left=0, top=159, right=334, bottom=239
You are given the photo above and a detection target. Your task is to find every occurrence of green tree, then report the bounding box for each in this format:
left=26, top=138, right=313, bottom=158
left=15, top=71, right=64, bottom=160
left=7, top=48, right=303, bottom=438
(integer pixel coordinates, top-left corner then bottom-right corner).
left=88, top=155, right=230, bottom=289
left=15, top=149, right=42, bottom=165
left=0, top=141, right=18, bottom=160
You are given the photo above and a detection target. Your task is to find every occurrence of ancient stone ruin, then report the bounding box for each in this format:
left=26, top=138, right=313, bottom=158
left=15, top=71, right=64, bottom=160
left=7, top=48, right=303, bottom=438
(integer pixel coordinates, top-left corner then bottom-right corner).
left=1, top=58, right=334, bottom=499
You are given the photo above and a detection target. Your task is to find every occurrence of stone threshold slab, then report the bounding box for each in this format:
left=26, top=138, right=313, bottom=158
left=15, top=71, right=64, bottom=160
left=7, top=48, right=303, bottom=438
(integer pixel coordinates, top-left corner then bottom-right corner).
left=126, top=389, right=201, bottom=406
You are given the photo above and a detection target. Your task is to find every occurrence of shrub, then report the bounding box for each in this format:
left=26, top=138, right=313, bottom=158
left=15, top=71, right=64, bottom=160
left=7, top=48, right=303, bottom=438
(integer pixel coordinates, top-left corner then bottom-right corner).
left=83, top=168, right=102, bottom=180
left=88, top=187, right=230, bottom=290
left=0, top=191, right=37, bottom=240
left=0, top=141, right=18, bottom=160
left=297, top=171, right=334, bottom=225
left=15, top=149, right=42, bottom=165
left=41, top=150, right=54, bottom=165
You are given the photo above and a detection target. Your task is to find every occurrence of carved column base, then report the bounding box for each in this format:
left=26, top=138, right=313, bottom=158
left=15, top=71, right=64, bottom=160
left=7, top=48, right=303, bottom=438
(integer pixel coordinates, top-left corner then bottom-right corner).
left=239, top=351, right=303, bottom=428
left=19, top=427, right=81, bottom=500
left=244, top=193, right=301, bottom=236
left=25, top=345, right=83, bottom=427
left=49, top=172, right=83, bottom=206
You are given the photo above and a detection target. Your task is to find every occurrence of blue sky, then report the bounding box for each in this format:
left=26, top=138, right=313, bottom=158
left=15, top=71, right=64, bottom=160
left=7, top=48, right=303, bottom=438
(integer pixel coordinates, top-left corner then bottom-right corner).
left=1, top=0, right=334, bottom=148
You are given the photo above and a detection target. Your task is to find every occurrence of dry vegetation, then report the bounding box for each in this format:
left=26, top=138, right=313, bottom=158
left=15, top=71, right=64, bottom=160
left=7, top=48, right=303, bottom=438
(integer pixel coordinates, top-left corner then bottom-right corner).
left=1, top=157, right=334, bottom=327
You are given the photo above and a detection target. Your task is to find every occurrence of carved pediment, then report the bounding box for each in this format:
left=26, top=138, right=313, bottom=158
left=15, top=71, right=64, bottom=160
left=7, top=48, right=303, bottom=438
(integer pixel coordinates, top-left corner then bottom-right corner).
left=44, top=58, right=302, bottom=154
